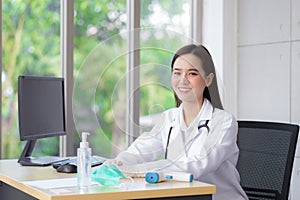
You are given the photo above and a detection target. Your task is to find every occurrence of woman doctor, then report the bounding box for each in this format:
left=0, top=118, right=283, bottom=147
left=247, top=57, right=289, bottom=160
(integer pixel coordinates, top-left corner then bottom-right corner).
left=106, top=44, right=248, bottom=200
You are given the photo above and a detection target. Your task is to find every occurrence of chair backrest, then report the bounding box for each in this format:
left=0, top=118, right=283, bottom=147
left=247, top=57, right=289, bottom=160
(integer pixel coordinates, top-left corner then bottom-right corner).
left=236, top=121, right=299, bottom=200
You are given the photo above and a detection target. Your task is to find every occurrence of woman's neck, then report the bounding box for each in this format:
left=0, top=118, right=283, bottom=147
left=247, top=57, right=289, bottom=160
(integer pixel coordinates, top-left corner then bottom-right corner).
left=182, top=99, right=204, bottom=127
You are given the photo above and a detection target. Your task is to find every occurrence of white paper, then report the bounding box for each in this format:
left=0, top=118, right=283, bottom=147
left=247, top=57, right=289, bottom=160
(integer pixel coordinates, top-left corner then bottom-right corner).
left=23, top=177, right=78, bottom=189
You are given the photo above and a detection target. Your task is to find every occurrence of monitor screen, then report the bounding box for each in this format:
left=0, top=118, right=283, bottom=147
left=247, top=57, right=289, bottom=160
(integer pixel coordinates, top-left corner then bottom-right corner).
left=18, top=76, right=66, bottom=141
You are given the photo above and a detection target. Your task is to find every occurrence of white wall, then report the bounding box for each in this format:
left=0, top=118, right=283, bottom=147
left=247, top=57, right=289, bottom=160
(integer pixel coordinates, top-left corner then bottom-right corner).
left=203, top=0, right=300, bottom=199
left=237, top=1, right=299, bottom=199
left=202, top=0, right=237, bottom=115
left=202, top=0, right=224, bottom=101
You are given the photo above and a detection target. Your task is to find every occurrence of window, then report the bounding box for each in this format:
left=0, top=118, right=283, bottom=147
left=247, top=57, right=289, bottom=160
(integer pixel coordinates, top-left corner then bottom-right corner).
left=1, top=0, right=200, bottom=159
left=1, top=0, right=61, bottom=158
left=139, top=0, right=190, bottom=131
left=73, top=0, right=127, bottom=158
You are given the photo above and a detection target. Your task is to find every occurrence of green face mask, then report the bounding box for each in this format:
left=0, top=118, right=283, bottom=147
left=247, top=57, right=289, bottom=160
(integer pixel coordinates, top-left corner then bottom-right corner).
left=92, top=164, right=126, bottom=186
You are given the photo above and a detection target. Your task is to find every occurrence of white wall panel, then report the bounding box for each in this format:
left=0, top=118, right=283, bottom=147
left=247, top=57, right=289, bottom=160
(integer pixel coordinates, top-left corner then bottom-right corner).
left=290, top=42, right=299, bottom=200
left=238, top=0, right=290, bottom=45
left=236, top=1, right=299, bottom=199
left=291, top=42, right=300, bottom=124
left=290, top=157, right=300, bottom=200
left=237, top=43, right=290, bottom=122
left=292, top=0, right=300, bottom=40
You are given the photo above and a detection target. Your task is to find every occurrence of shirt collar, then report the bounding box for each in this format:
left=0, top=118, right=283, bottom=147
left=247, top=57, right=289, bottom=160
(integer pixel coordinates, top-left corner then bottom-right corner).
left=178, top=98, right=213, bottom=131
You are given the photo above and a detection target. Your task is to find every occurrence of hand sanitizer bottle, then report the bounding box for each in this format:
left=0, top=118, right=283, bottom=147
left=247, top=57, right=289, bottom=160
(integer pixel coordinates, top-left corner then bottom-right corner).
left=77, top=132, right=92, bottom=189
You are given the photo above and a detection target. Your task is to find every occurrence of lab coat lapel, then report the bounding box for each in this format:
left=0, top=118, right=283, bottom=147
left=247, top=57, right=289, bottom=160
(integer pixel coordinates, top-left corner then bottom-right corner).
left=167, top=111, right=185, bottom=161
left=199, top=109, right=225, bottom=157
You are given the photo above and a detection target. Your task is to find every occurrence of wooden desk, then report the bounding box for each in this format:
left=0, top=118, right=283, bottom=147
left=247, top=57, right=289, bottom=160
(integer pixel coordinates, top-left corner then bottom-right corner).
left=0, top=159, right=216, bottom=200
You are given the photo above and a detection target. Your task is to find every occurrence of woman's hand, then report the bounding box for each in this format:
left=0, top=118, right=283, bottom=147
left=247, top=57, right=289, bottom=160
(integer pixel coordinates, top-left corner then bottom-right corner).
left=103, top=159, right=123, bottom=166
left=117, top=164, right=145, bottom=178
left=103, top=159, right=145, bottom=178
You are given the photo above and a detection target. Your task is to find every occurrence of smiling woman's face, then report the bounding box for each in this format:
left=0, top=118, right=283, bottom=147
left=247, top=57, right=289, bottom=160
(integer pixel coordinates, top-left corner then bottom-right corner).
left=171, top=53, right=208, bottom=105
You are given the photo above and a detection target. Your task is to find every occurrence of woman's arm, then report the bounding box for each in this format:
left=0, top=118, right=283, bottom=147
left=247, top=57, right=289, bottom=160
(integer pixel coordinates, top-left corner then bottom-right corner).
left=113, top=112, right=169, bottom=165
left=116, top=112, right=239, bottom=179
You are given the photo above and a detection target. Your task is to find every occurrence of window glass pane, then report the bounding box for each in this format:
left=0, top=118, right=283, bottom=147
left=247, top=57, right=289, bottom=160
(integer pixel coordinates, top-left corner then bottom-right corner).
left=73, top=0, right=127, bottom=157
left=140, top=0, right=190, bottom=131
left=2, top=1, right=61, bottom=158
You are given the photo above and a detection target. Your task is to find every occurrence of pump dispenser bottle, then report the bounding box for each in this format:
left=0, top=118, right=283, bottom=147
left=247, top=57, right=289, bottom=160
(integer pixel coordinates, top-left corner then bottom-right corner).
left=77, top=132, right=92, bottom=188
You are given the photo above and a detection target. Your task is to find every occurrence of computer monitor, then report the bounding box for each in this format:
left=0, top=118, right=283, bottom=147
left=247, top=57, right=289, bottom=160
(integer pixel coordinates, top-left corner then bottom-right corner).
left=18, top=75, right=67, bottom=166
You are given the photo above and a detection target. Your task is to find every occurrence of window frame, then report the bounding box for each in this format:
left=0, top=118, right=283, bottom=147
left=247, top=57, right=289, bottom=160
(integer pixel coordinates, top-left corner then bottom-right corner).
left=61, top=0, right=74, bottom=156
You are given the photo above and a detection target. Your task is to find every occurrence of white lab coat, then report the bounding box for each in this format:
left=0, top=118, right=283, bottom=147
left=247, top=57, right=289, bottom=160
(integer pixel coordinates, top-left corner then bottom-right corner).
left=115, top=99, right=248, bottom=200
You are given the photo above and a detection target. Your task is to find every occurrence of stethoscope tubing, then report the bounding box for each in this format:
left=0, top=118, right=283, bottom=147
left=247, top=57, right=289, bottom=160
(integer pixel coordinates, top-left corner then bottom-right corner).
left=165, top=120, right=209, bottom=159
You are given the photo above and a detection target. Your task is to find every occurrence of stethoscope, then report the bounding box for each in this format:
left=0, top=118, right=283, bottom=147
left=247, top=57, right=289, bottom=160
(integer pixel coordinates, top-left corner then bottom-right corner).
left=164, top=120, right=210, bottom=159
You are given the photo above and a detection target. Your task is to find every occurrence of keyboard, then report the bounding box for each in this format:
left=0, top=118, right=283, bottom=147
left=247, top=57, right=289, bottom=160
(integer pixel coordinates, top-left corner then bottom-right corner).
left=52, top=155, right=106, bottom=169
left=19, top=156, right=69, bottom=166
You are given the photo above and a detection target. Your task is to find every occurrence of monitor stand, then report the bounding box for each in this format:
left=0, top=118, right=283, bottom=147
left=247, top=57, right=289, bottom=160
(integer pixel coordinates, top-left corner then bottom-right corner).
left=18, top=140, right=68, bottom=166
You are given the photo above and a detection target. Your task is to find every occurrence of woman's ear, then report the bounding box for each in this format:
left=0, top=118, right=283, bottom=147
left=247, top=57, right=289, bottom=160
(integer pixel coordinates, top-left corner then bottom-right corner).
left=205, top=73, right=214, bottom=87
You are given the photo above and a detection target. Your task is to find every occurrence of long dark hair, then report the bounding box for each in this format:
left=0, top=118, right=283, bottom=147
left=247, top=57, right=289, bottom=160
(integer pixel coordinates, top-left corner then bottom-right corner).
left=171, top=44, right=223, bottom=109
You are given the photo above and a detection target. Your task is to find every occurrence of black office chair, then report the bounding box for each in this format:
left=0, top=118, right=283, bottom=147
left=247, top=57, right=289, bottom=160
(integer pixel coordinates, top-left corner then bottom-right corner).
left=236, top=121, right=299, bottom=200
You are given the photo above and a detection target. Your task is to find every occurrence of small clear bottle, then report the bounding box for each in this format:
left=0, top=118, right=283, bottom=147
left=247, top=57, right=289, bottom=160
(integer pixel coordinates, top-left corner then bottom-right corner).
left=77, top=132, right=92, bottom=189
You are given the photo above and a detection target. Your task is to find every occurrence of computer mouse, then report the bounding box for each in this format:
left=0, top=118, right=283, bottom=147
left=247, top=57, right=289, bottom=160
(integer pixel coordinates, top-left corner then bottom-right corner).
left=56, top=164, right=77, bottom=173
